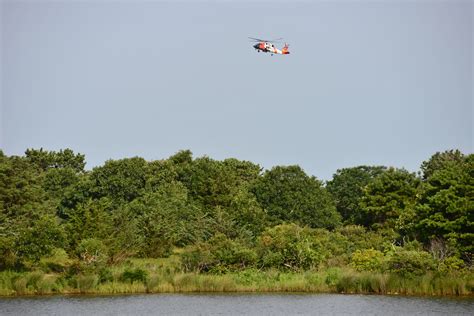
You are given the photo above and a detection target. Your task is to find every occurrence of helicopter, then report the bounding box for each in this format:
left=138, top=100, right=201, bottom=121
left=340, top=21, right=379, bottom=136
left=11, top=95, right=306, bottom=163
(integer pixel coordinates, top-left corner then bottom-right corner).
left=249, top=37, right=290, bottom=56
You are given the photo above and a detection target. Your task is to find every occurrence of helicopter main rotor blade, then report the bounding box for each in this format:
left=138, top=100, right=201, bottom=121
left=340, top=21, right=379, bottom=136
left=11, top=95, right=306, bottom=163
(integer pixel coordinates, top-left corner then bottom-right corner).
left=248, top=37, right=266, bottom=42
left=268, top=37, right=283, bottom=42
left=248, top=37, right=283, bottom=43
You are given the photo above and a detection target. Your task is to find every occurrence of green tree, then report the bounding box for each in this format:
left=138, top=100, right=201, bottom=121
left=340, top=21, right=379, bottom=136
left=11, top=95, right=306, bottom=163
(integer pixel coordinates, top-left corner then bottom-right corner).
left=89, top=157, right=148, bottom=204
left=0, top=152, right=46, bottom=217
left=252, top=165, right=341, bottom=229
left=58, top=175, right=95, bottom=218
left=0, top=151, right=62, bottom=267
left=174, top=156, right=262, bottom=239
left=420, top=149, right=465, bottom=180
left=179, top=156, right=260, bottom=209
left=416, top=153, right=473, bottom=258
left=16, top=215, right=66, bottom=264
left=64, top=198, right=114, bottom=251
left=25, top=148, right=85, bottom=172
left=146, top=159, right=179, bottom=191
left=360, top=168, right=420, bottom=232
left=106, top=206, right=144, bottom=263
left=169, top=149, right=193, bottom=165
left=127, top=182, right=210, bottom=257
left=326, top=166, right=386, bottom=224
left=227, top=188, right=268, bottom=239
left=43, top=167, right=80, bottom=200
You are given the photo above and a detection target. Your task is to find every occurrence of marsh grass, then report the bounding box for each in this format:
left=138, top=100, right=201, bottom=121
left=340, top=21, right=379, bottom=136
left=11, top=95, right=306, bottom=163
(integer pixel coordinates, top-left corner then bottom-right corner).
left=36, top=274, right=60, bottom=294
left=12, top=275, right=29, bottom=295
left=333, top=270, right=473, bottom=296
left=76, top=274, right=98, bottom=293
left=0, top=259, right=472, bottom=296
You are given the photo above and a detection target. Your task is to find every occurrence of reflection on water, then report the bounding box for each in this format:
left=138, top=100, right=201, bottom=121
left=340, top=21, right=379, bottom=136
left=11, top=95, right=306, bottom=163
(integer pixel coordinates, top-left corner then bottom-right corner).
left=1, top=293, right=473, bottom=316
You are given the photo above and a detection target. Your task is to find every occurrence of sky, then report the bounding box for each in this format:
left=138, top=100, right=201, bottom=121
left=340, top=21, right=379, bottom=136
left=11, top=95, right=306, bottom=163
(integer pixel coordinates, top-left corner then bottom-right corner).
left=1, top=0, right=472, bottom=180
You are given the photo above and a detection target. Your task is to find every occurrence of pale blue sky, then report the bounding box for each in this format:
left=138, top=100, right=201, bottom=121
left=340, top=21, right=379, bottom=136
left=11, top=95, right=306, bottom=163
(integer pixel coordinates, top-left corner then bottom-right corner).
left=1, top=0, right=472, bottom=180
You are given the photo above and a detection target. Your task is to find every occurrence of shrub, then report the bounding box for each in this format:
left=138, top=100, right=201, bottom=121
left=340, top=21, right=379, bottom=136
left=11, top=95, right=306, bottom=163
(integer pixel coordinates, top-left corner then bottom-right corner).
left=325, top=267, right=342, bottom=287
left=386, top=249, right=436, bottom=276
left=438, top=256, right=464, bottom=273
left=336, top=225, right=386, bottom=252
left=257, top=224, right=328, bottom=270
left=40, top=248, right=72, bottom=272
left=0, top=237, right=18, bottom=269
left=210, top=234, right=257, bottom=271
left=120, top=268, right=148, bottom=284
left=350, top=249, right=384, bottom=272
left=98, top=267, right=114, bottom=283
left=180, top=245, right=214, bottom=272
left=180, top=234, right=257, bottom=273
left=76, top=238, right=109, bottom=267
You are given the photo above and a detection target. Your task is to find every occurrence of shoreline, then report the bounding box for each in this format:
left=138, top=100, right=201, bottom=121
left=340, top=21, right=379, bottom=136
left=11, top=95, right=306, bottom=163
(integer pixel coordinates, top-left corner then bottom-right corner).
left=1, top=269, right=472, bottom=298
left=2, top=290, right=474, bottom=299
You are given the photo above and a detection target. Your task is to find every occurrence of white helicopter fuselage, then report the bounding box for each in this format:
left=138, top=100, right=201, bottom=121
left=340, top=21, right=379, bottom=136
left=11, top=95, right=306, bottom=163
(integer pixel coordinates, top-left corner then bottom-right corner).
left=252, top=41, right=289, bottom=55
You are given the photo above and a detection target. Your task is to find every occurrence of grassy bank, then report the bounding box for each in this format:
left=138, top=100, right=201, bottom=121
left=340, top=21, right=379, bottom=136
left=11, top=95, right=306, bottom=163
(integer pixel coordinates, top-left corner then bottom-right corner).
left=0, top=258, right=472, bottom=297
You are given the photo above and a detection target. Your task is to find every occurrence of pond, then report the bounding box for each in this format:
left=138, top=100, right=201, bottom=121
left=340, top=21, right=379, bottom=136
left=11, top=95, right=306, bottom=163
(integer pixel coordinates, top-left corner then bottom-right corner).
left=1, top=293, right=473, bottom=315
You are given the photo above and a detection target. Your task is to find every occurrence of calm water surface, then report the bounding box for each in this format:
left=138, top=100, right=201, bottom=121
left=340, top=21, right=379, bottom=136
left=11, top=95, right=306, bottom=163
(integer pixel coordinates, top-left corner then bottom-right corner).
left=1, top=293, right=473, bottom=316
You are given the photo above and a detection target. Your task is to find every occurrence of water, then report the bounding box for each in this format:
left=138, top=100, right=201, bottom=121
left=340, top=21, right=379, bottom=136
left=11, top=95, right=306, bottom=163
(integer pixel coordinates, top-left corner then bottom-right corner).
left=1, top=293, right=472, bottom=316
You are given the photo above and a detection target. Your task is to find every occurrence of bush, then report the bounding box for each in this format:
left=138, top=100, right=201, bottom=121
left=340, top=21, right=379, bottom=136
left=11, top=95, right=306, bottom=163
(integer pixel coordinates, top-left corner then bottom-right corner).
left=438, top=256, right=464, bottom=273
left=0, top=237, right=18, bottom=269
left=351, top=249, right=384, bottom=272
left=40, top=248, right=72, bottom=272
left=180, top=234, right=257, bottom=273
left=386, top=249, right=436, bottom=276
left=210, top=234, right=257, bottom=271
left=77, top=239, right=108, bottom=264
left=120, top=268, right=148, bottom=284
left=336, top=225, right=386, bottom=252
left=98, top=267, right=114, bottom=283
left=325, top=267, right=342, bottom=287
left=257, top=224, right=328, bottom=270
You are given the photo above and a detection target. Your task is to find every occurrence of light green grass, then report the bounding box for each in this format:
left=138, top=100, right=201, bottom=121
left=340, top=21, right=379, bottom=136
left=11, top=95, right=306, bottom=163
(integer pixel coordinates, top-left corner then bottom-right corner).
left=0, top=258, right=472, bottom=296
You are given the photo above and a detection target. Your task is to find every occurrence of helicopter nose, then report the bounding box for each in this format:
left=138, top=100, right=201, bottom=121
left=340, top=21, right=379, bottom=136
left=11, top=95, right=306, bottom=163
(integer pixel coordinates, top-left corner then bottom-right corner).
left=253, top=44, right=260, bottom=49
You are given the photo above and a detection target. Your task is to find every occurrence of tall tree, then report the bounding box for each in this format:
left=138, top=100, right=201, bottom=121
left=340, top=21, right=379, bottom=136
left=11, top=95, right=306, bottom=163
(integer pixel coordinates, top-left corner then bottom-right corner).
left=89, top=157, right=149, bottom=205
left=126, top=182, right=210, bottom=257
left=360, top=168, right=420, bottom=232
left=326, top=166, right=386, bottom=224
left=179, top=156, right=260, bottom=210
left=420, top=149, right=465, bottom=180
left=252, top=165, right=341, bottom=229
left=25, top=148, right=86, bottom=173
left=416, top=153, right=473, bottom=258
left=0, top=151, right=64, bottom=266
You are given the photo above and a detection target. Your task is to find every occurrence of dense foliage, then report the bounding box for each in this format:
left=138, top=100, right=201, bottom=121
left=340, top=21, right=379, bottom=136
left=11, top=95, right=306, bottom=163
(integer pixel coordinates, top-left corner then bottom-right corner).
left=0, top=148, right=472, bottom=280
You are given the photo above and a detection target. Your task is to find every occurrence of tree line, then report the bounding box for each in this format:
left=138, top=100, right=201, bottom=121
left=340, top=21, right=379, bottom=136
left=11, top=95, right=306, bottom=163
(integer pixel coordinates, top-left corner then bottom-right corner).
left=0, top=148, right=472, bottom=275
